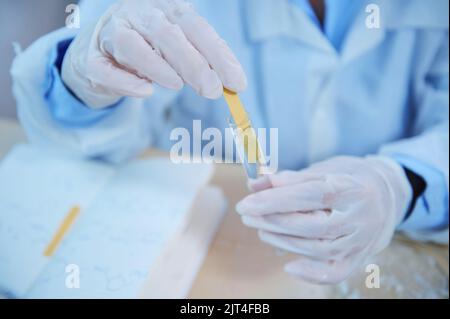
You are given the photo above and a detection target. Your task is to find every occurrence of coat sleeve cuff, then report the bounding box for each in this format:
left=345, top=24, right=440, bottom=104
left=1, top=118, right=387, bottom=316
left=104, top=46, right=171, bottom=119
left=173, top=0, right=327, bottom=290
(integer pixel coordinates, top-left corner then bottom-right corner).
left=391, top=154, right=449, bottom=232
left=44, top=38, right=122, bottom=128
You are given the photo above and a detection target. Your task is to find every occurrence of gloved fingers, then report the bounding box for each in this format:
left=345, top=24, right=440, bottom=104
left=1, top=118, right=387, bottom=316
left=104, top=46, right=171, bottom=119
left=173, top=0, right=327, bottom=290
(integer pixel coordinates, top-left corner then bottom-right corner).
left=306, top=156, right=361, bottom=173
left=130, top=8, right=223, bottom=99
left=257, top=230, right=360, bottom=260
left=319, top=174, right=367, bottom=211
left=246, top=172, right=362, bottom=212
left=242, top=210, right=356, bottom=239
left=173, top=10, right=247, bottom=92
left=247, top=170, right=322, bottom=192
left=283, top=255, right=363, bottom=284
left=247, top=176, right=273, bottom=192
left=65, top=16, right=154, bottom=99
left=86, top=55, right=154, bottom=98
left=99, top=17, right=184, bottom=91
left=274, top=172, right=365, bottom=212
left=236, top=180, right=335, bottom=216
left=152, top=0, right=247, bottom=92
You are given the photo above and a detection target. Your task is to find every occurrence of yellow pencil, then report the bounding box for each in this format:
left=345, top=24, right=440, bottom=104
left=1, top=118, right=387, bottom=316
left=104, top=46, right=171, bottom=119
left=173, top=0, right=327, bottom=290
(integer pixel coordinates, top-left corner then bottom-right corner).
left=43, top=206, right=80, bottom=257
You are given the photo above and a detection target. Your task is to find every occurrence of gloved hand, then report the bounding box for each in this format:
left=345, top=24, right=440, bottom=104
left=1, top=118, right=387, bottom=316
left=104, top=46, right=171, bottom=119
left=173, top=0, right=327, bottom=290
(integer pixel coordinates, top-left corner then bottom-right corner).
left=62, top=0, right=247, bottom=108
left=236, top=156, right=412, bottom=284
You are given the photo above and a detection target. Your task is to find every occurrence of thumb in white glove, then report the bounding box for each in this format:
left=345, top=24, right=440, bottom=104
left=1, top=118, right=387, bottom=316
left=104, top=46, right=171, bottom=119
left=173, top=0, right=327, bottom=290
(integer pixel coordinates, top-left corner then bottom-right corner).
left=236, top=156, right=412, bottom=284
left=62, top=0, right=247, bottom=108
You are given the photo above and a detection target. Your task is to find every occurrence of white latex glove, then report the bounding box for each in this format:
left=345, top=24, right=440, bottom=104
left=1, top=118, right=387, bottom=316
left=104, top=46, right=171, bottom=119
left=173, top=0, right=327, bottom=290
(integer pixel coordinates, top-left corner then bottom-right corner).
left=236, top=156, right=412, bottom=284
left=62, top=0, right=247, bottom=108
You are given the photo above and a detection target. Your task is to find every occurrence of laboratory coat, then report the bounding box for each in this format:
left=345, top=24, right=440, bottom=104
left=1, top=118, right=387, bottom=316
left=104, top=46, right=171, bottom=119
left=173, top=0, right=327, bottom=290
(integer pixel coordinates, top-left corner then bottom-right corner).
left=10, top=0, right=449, bottom=241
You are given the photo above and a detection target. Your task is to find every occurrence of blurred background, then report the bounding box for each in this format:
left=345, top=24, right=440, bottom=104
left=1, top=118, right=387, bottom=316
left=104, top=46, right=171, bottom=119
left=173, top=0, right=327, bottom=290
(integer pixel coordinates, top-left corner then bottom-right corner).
left=0, top=0, right=72, bottom=119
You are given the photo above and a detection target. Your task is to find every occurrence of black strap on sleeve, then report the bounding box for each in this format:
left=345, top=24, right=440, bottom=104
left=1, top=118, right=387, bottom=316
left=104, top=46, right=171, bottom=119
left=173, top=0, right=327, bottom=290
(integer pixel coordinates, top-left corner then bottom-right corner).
left=402, top=166, right=427, bottom=222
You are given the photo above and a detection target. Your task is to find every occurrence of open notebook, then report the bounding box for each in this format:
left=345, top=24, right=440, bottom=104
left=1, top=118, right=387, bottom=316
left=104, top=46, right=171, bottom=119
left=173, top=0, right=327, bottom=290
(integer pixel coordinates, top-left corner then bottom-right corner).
left=0, top=144, right=226, bottom=298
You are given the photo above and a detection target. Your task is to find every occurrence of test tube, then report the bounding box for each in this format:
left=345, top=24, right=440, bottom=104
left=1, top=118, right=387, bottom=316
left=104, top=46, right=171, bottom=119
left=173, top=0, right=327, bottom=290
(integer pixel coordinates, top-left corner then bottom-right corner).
left=228, top=119, right=267, bottom=179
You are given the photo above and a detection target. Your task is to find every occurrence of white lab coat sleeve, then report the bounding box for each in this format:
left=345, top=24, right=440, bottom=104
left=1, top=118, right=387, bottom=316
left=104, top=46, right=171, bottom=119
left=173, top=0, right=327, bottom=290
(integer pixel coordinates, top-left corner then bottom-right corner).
left=10, top=0, right=179, bottom=163
left=379, top=32, right=449, bottom=244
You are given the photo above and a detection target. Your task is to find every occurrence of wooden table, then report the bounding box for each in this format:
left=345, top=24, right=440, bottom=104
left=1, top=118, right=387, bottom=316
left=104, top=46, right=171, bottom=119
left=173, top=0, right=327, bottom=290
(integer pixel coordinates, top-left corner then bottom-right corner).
left=1, top=117, right=448, bottom=298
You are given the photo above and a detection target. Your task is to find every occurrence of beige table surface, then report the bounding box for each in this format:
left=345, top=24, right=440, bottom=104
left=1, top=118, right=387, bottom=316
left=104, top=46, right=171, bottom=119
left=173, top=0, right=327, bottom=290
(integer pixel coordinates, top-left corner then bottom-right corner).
left=0, top=117, right=448, bottom=298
